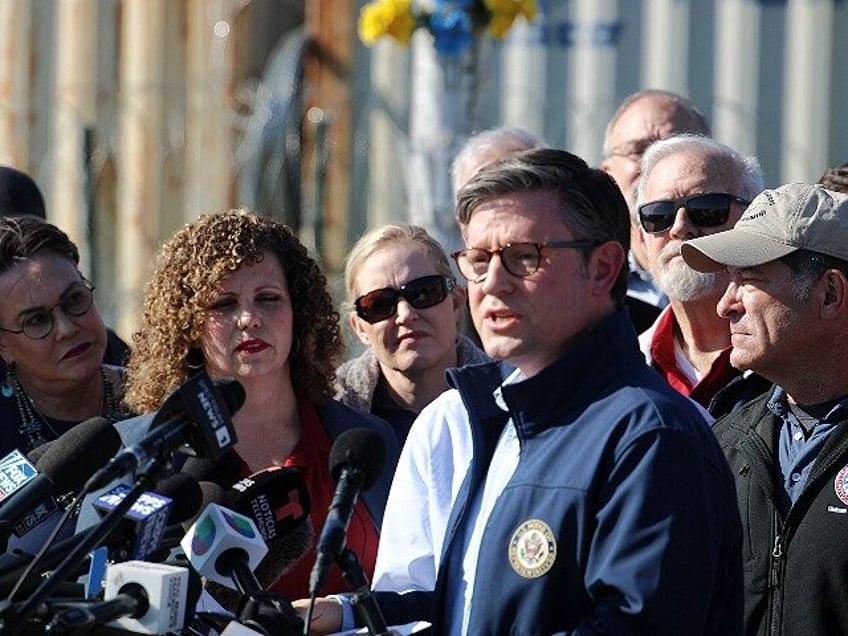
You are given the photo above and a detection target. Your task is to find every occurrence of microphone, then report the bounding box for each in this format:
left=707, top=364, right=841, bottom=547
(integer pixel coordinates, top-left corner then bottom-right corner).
left=180, top=502, right=268, bottom=593
left=182, top=447, right=245, bottom=489
left=0, top=476, right=202, bottom=599
left=227, top=466, right=312, bottom=587
left=92, top=486, right=172, bottom=562
left=87, top=373, right=245, bottom=490
left=0, top=418, right=121, bottom=545
left=181, top=498, right=305, bottom=635
left=0, top=450, right=57, bottom=545
left=25, top=442, right=52, bottom=467
left=205, top=467, right=314, bottom=612
left=309, top=428, right=386, bottom=596
left=142, top=473, right=205, bottom=562
left=92, top=472, right=202, bottom=562
left=153, top=472, right=204, bottom=527
left=45, top=560, right=197, bottom=634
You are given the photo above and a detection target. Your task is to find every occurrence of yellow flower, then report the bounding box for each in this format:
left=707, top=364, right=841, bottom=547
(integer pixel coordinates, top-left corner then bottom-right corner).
left=483, top=0, right=536, bottom=39
left=358, top=0, right=417, bottom=47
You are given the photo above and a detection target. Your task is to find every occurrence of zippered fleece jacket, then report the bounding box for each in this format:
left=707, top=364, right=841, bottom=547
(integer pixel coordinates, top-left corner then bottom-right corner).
left=374, top=309, right=744, bottom=635
left=713, top=392, right=848, bottom=636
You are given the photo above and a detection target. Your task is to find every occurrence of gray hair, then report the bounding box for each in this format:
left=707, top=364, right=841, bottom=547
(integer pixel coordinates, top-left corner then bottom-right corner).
left=636, top=134, right=765, bottom=206
left=451, top=127, right=546, bottom=196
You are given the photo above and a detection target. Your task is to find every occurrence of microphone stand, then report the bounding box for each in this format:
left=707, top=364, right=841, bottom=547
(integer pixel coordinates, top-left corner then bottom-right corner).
left=215, top=551, right=303, bottom=636
left=337, top=548, right=397, bottom=636
left=0, top=454, right=167, bottom=634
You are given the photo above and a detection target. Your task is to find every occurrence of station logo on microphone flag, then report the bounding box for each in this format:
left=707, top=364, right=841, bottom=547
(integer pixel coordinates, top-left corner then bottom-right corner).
left=0, top=449, right=38, bottom=500
left=1, top=449, right=59, bottom=536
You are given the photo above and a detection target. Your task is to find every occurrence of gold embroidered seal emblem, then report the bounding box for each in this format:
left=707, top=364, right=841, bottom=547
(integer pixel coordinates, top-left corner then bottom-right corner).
left=508, top=518, right=557, bottom=578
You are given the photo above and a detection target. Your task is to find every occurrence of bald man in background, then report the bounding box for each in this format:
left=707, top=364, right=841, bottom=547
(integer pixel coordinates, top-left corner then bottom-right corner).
left=600, top=89, right=711, bottom=310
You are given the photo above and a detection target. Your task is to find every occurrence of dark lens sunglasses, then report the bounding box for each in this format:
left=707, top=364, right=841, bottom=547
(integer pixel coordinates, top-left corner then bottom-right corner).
left=638, top=193, right=750, bottom=234
left=355, top=274, right=455, bottom=324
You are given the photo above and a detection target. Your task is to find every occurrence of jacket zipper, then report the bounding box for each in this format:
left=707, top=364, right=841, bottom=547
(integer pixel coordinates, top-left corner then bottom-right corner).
left=768, top=528, right=784, bottom=635
left=761, top=424, right=848, bottom=635
left=742, top=429, right=783, bottom=635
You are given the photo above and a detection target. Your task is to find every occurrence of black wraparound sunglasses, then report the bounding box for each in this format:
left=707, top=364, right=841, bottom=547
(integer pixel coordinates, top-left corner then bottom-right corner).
left=638, top=193, right=750, bottom=234
left=355, top=274, right=455, bottom=324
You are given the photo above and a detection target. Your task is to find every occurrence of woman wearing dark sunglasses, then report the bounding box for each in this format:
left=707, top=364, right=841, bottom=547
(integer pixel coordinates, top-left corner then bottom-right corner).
left=0, top=216, right=129, bottom=458
left=335, top=224, right=489, bottom=445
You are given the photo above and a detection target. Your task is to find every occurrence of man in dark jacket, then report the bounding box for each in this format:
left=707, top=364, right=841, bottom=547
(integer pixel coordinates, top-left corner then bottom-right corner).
left=682, top=182, right=848, bottom=636
left=299, top=149, right=743, bottom=635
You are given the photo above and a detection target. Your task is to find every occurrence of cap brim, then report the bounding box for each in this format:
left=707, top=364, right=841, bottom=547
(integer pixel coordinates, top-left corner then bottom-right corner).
left=681, top=229, right=798, bottom=273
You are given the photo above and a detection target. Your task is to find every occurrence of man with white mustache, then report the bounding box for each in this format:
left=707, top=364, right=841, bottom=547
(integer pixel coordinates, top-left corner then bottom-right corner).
left=636, top=134, right=770, bottom=416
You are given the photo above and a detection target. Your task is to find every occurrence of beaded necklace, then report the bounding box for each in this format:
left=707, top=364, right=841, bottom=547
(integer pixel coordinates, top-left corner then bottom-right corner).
left=13, top=367, right=122, bottom=452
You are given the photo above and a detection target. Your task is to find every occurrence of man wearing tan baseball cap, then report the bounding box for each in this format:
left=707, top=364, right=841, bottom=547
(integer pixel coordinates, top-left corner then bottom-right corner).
left=682, top=182, right=848, bottom=636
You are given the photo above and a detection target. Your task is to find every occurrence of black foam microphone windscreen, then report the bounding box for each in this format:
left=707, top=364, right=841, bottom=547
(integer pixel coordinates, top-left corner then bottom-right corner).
left=36, top=416, right=122, bottom=491
left=154, top=473, right=203, bottom=525
left=181, top=449, right=244, bottom=490
left=309, top=428, right=386, bottom=596
left=205, top=467, right=314, bottom=611
left=228, top=466, right=313, bottom=587
left=328, top=428, right=386, bottom=488
left=25, top=441, right=52, bottom=467
left=0, top=417, right=122, bottom=543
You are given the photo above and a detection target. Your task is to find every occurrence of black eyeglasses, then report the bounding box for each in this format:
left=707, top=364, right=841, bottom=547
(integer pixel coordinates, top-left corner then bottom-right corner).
left=0, top=279, right=96, bottom=340
left=638, top=193, right=750, bottom=234
left=452, top=241, right=597, bottom=281
left=354, top=274, right=455, bottom=324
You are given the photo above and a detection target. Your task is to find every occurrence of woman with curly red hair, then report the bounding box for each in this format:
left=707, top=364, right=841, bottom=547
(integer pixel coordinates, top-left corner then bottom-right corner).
left=123, top=208, right=399, bottom=600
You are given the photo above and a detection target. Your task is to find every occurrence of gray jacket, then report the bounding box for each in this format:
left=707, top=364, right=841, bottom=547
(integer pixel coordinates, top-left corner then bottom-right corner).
left=333, top=335, right=490, bottom=415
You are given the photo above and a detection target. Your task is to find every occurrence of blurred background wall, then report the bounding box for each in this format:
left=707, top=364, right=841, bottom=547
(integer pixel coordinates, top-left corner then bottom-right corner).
left=0, top=0, right=844, bottom=342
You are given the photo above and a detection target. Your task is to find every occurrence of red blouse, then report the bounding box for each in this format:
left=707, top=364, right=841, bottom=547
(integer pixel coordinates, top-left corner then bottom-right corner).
left=263, top=399, right=381, bottom=601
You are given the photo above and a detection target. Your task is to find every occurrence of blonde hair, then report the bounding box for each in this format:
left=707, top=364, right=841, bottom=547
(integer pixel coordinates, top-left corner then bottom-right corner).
left=124, top=208, right=343, bottom=412
left=343, top=223, right=453, bottom=309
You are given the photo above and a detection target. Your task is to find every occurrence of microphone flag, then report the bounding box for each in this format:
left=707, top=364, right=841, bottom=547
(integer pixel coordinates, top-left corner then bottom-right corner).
left=0, top=449, right=57, bottom=537
left=93, top=484, right=173, bottom=560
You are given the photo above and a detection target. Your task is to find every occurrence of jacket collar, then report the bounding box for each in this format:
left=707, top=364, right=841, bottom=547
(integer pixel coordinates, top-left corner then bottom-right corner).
left=447, top=308, right=643, bottom=439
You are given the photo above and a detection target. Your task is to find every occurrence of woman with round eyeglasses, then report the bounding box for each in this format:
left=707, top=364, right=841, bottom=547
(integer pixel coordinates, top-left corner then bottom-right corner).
left=0, top=216, right=129, bottom=457
left=336, top=224, right=489, bottom=445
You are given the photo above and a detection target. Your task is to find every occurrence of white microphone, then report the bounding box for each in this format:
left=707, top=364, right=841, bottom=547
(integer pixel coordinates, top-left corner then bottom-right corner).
left=180, top=502, right=267, bottom=591
left=46, top=560, right=191, bottom=634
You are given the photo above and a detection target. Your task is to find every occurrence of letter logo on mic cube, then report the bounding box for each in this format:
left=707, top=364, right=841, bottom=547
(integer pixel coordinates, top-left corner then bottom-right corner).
left=181, top=503, right=268, bottom=588
left=104, top=561, right=190, bottom=633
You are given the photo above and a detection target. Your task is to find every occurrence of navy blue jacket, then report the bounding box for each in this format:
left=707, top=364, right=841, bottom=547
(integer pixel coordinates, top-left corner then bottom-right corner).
left=376, top=309, right=743, bottom=635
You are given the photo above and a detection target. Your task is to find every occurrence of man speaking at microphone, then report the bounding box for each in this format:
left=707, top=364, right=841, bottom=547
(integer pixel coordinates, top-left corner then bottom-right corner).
left=299, top=149, right=743, bottom=634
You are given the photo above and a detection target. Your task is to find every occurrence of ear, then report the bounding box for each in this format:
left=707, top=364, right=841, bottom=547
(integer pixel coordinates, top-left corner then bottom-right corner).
left=348, top=311, right=371, bottom=347
left=819, top=269, right=848, bottom=320
left=588, top=241, right=627, bottom=297
left=450, top=284, right=466, bottom=325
